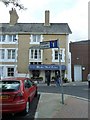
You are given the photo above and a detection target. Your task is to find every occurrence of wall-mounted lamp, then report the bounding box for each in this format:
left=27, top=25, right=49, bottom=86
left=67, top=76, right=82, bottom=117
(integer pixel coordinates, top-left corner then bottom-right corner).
left=76, top=57, right=79, bottom=60
left=82, top=67, right=85, bottom=70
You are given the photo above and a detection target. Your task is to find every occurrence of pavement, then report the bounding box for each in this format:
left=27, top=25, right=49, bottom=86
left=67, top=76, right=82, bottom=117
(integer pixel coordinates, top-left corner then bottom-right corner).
left=34, top=82, right=89, bottom=119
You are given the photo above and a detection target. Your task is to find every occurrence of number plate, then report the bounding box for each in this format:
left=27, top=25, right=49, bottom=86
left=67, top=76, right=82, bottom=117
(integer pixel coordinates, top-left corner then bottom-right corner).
left=0, top=95, right=8, bottom=99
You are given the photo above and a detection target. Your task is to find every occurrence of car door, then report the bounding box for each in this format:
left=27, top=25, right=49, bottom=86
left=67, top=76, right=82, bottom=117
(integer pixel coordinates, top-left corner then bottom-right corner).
left=27, top=79, right=36, bottom=101
left=24, top=79, right=32, bottom=101
left=24, top=79, right=35, bottom=102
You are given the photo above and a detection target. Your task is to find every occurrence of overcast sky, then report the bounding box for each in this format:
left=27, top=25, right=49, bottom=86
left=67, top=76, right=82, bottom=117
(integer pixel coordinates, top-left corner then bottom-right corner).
left=0, top=0, right=89, bottom=41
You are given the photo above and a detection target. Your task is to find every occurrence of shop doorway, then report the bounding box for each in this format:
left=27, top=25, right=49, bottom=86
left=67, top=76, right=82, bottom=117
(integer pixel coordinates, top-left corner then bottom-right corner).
left=45, top=70, right=51, bottom=83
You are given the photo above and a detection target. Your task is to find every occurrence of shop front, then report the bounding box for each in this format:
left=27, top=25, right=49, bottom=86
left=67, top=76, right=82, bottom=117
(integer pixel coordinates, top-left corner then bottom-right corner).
left=28, top=64, right=66, bottom=82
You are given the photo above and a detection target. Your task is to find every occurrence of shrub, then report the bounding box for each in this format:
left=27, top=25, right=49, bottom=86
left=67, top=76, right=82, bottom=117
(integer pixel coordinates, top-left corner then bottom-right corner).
left=63, top=78, right=68, bottom=83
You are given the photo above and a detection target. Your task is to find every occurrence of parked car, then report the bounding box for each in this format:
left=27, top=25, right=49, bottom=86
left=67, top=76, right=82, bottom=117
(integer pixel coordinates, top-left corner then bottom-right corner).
left=0, top=77, right=38, bottom=115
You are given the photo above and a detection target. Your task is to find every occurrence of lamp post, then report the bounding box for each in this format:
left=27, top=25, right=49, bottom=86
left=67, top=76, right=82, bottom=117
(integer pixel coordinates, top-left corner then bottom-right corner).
left=58, top=39, right=64, bottom=104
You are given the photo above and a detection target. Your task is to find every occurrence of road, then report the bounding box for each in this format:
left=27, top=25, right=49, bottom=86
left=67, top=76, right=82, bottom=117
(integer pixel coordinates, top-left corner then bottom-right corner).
left=1, top=82, right=89, bottom=120
left=38, top=82, right=89, bottom=99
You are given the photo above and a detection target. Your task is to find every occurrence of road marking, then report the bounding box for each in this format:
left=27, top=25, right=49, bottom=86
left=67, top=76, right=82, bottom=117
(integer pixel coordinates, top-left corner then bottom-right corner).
left=71, top=95, right=88, bottom=101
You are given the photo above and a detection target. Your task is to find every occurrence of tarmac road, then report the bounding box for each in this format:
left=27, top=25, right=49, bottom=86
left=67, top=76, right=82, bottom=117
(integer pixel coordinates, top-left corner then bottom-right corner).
left=38, top=81, right=89, bottom=99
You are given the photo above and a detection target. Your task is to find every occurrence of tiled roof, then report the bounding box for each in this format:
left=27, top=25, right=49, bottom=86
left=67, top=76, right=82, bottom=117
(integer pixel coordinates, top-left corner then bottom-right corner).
left=0, top=23, right=72, bottom=34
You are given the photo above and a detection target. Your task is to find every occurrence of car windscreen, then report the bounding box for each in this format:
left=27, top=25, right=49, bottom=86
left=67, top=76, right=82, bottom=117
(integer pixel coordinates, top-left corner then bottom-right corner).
left=0, top=80, right=20, bottom=92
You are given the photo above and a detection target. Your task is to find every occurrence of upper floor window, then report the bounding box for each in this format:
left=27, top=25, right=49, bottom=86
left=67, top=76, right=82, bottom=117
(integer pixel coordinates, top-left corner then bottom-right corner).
left=0, top=34, right=18, bottom=43
left=30, top=49, right=41, bottom=59
left=0, top=35, right=5, bottom=42
left=52, top=48, right=65, bottom=62
left=7, top=35, right=17, bottom=42
left=0, top=49, right=5, bottom=59
left=55, top=50, right=58, bottom=60
left=30, top=35, right=43, bottom=44
left=7, top=49, right=16, bottom=59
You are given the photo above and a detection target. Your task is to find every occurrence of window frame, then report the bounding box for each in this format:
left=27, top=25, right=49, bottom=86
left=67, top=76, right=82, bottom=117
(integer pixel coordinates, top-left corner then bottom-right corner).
left=30, top=49, right=42, bottom=60
left=7, top=67, right=15, bottom=77
left=30, top=34, right=43, bottom=44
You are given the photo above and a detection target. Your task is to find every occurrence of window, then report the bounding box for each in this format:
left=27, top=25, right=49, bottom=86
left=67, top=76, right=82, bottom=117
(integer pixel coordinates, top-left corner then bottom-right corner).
left=24, top=79, right=32, bottom=88
left=8, top=35, right=12, bottom=42
left=7, top=49, right=15, bottom=59
left=0, top=35, right=17, bottom=43
left=30, top=49, right=41, bottom=59
left=0, top=66, right=4, bottom=78
left=0, top=49, right=5, bottom=59
left=7, top=35, right=17, bottom=42
left=55, top=50, right=58, bottom=60
left=0, top=35, right=5, bottom=42
left=52, top=48, right=65, bottom=62
left=7, top=67, right=14, bottom=77
left=35, top=50, right=37, bottom=59
left=13, top=35, right=17, bottom=42
left=39, top=50, right=41, bottom=58
left=31, top=35, right=42, bottom=43
left=0, top=81, right=20, bottom=92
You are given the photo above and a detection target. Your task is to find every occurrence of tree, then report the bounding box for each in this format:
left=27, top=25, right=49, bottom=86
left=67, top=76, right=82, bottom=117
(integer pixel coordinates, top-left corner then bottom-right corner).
left=0, top=0, right=26, bottom=10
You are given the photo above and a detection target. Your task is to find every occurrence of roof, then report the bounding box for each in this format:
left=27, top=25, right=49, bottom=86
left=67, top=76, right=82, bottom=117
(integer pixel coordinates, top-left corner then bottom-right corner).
left=0, top=23, right=72, bottom=34
left=70, top=40, right=90, bottom=45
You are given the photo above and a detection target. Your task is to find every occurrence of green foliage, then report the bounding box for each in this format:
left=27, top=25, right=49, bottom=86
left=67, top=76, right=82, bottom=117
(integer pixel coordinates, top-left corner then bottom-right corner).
left=31, top=77, right=43, bottom=81
left=63, top=78, right=68, bottom=83
left=52, top=76, right=55, bottom=80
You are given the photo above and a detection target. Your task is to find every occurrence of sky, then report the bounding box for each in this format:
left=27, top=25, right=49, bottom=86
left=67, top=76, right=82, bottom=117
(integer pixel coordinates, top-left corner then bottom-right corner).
left=0, top=0, right=89, bottom=41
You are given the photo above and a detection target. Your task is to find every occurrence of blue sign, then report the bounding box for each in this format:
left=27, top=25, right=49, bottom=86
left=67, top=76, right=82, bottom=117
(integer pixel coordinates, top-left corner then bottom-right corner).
left=29, top=64, right=66, bottom=70
left=50, top=40, right=58, bottom=48
left=40, top=40, right=58, bottom=49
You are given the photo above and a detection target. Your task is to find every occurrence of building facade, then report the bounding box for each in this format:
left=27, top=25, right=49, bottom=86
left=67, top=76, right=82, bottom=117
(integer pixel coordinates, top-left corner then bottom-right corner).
left=0, top=9, right=72, bottom=82
left=70, top=40, right=89, bottom=81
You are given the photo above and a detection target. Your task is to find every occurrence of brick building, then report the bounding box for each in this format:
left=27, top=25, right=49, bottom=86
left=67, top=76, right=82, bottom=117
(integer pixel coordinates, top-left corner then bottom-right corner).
left=70, top=40, right=89, bottom=81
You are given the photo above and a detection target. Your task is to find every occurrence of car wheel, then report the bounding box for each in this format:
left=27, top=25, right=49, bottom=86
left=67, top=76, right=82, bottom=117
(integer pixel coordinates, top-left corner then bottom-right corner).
left=23, top=100, right=30, bottom=115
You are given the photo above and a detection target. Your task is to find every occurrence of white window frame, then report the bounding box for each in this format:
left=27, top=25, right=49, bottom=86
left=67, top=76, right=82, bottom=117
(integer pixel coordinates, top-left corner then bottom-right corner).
left=30, top=35, right=43, bottom=44
left=0, top=48, right=18, bottom=62
left=7, top=48, right=17, bottom=62
left=0, top=35, right=6, bottom=42
left=0, top=34, right=18, bottom=44
left=0, top=65, right=17, bottom=78
left=29, top=49, right=43, bottom=62
left=7, top=49, right=15, bottom=59
left=7, top=67, right=15, bottom=77
left=0, top=49, right=5, bottom=59
left=52, top=48, right=65, bottom=62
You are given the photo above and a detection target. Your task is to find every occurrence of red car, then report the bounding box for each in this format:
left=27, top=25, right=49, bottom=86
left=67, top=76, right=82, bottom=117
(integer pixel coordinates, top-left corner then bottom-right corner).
left=0, top=77, right=38, bottom=115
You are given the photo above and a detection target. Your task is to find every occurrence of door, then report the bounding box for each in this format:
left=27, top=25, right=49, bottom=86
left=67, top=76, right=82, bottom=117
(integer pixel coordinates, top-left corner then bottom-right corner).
left=74, top=65, right=82, bottom=81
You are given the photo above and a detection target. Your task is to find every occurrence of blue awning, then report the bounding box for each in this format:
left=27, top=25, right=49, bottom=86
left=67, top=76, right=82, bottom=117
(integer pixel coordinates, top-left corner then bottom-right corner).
left=28, top=64, right=66, bottom=70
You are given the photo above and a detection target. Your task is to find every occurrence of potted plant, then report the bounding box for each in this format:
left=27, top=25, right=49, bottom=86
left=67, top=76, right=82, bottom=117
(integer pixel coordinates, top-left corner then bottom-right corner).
left=63, top=78, right=68, bottom=83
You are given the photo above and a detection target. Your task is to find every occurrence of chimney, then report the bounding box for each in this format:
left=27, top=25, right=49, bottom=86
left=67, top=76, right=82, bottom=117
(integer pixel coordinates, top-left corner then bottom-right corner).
left=9, top=8, right=19, bottom=25
left=44, top=10, right=50, bottom=26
